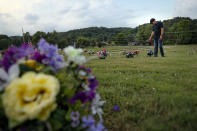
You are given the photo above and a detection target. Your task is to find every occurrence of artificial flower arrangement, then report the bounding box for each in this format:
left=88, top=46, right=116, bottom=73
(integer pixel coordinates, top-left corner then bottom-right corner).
left=97, top=51, right=107, bottom=59
left=126, top=52, right=134, bottom=58
left=87, top=51, right=96, bottom=55
left=0, top=38, right=106, bottom=131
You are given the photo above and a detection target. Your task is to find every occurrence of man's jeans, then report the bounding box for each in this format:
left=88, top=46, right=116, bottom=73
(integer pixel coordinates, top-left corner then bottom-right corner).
left=154, top=39, right=164, bottom=57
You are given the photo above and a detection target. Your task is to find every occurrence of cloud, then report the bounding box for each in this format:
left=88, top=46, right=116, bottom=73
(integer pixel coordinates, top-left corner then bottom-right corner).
left=25, top=14, right=39, bottom=24
left=0, top=13, right=19, bottom=35
left=0, top=0, right=137, bottom=35
left=174, top=0, right=197, bottom=18
left=0, top=13, right=11, bottom=18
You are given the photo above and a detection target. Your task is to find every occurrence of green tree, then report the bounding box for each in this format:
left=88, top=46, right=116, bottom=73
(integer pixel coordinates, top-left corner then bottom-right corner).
left=167, top=19, right=193, bottom=44
left=0, top=38, right=11, bottom=50
left=46, top=30, right=58, bottom=44
left=58, top=38, right=71, bottom=48
left=97, top=42, right=106, bottom=48
left=176, top=19, right=192, bottom=44
left=23, top=32, right=32, bottom=43
left=90, top=39, right=96, bottom=47
left=114, top=33, right=128, bottom=45
left=10, top=36, right=23, bottom=47
left=76, top=37, right=90, bottom=48
left=136, top=24, right=152, bottom=44
left=0, top=35, right=9, bottom=40
left=32, top=31, right=47, bottom=46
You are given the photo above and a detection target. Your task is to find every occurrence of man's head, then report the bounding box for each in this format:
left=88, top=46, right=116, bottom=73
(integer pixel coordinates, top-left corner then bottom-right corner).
left=150, top=18, right=156, bottom=24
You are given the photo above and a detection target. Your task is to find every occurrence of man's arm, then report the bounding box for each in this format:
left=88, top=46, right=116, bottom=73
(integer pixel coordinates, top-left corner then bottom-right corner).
left=149, top=31, right=154, bottom=41
left=160, top=28, right=164, bottom=40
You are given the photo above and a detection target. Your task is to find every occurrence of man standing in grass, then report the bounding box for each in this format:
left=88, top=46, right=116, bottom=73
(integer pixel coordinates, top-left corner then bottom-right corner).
left=148, top=18, right=165, bottom=57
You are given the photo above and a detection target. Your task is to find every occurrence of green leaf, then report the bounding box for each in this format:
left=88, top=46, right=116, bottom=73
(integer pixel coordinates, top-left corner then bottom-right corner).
left=48, top=109, right=68, bottom=130
left=65, top=108, right=72, bottom=121
left=19, top=64, right=37, bottom=76
left=53, top=109, right=67, bottom=122
left=39, top=66, right=54, bottom=74
left=48, top=119, right=63, bottom=131
left=64, top=87, right=75, bottom=98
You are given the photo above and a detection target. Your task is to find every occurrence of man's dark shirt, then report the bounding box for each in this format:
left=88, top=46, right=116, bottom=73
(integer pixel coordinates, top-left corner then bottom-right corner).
left=152, top=21, right=164, bottom=40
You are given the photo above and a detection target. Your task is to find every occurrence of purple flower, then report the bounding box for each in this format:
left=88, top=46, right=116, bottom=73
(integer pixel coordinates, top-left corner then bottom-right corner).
left=95, top=122, right=105, bottom=131
left=0, top=44, right=35, bottom=71
left=31, top=51, right=46, bottom=63
left=0, top=46, right=18, bottom=71
left=82, top=115, right=95, bottom=128
left=38, top=38, right=58, bottom=57
left=78, top=66, right=86, bottom=70
left=87, top=68, right=91, bottom=73
left=71, top=120, right=80, bottom=128
left=72, top=92, right=86, bottom=104
left=70, top=111, right=80, bottom=121
left=38, top=38, right=51, bottom=54
left=17, top=43, right=35, bottom=58
left=78, top=66, right=92, bottom=73
left=113, top=105, right=120, bottom=112
left=88, top=122, right=105, bottom=131
left=82, top=117, right=106, bottom=131
left=86, top=91, right=96, bottom=101
left=88, top=77, right=99, bottom=90
left=70, top=91, right=96, bottom=104
left=37, top=38, right=64, bottom=70
left=70, top=97, right=76, bottom=105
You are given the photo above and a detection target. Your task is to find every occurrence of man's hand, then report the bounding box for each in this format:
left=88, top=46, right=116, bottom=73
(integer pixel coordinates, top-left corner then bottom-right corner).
left=147, top=38, right=153, bottom=44
left=148, top=37, right=152, bottom=42
left=160, top=35, right=163, bottom=40
left=160, top=28, right=164, bottom=40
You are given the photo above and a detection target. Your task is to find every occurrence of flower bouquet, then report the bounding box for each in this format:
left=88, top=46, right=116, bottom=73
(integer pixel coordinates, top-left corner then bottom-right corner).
left=87, top=51, right=96, bottom=55
left=0, top=39, right=106, bottom=131
left=97, top=51, right=107, bottom=59
left=126, top=52, right=134, bottom=58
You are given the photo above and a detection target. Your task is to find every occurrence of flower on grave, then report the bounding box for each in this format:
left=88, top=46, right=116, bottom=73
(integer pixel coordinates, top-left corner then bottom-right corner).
left=64, top=46, right=86, bottom=64
left=0, top=38, right=106, bottom=131
left=91, top=94, right=105, bottom=120
left=70, top=111, right=80, bottom=127
left=0, top=44, right=35, bottom=71
left=82, top=115, right=106, bottom=131
left=37, top=39, right=64, bottom=71
left=2, top=72, right=59, bottom=125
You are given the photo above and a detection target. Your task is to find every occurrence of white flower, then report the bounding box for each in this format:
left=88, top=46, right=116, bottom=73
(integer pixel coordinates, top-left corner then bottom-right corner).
left=79, top=70, right=87, bottom=76
left=0, top=64, right=20, bottom=91
left=64, top=46, right=86, bottom=64
left=82, top=83, right=90, bottom=91
left=57, top=61, right=69, bottom=68
left=91, top=94, right=105, bottom=120
left=64, top=46, right=83, bottom=61
left=75, top=56, right=86, bottom=65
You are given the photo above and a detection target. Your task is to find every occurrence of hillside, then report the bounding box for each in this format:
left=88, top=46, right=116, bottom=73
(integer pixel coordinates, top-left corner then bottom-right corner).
left=0, top=17, right=197, bottom=49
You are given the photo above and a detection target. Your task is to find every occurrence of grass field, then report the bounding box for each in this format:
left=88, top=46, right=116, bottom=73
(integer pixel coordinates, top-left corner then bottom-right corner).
left=85, top=45, right=197, bottom=131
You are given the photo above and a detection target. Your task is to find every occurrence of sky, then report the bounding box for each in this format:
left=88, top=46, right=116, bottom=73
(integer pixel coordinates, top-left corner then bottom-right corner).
left=0, top=0, right=197, bottom=36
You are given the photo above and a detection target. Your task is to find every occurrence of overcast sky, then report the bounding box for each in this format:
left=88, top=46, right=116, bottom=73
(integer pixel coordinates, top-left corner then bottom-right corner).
left=0, top=0, right=197, bottom=36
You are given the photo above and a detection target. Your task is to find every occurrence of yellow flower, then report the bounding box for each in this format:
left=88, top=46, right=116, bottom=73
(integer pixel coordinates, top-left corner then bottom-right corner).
left=24, top=60, right=36, bottom=68
left=24, top=60, right=43, bottom=71
left=2, top=72, right=60, bottom=124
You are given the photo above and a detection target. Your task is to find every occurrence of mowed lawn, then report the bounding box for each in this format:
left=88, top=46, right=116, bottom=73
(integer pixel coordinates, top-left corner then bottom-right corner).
left=85, top=45, right=197, bottom=131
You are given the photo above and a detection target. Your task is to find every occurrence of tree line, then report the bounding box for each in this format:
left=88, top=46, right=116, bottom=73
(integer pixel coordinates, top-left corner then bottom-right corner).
left=0, top=17, right=197, bottom=50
